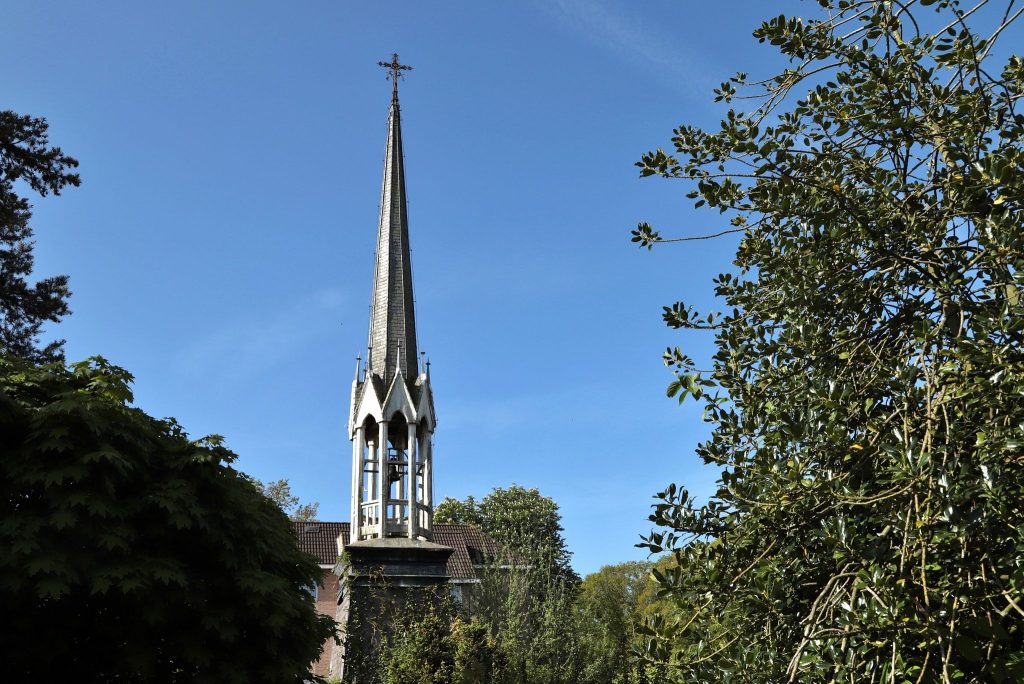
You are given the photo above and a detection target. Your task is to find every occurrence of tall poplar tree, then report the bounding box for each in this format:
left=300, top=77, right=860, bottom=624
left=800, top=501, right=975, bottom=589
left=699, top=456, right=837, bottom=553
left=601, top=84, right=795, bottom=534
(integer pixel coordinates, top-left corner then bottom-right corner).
left=636, top=1, right=1024, bottom=681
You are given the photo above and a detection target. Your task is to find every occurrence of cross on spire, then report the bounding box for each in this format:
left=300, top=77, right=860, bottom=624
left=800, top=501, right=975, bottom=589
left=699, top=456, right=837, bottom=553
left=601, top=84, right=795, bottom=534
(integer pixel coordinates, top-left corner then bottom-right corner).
left=378, top=53, right=412, bottom=101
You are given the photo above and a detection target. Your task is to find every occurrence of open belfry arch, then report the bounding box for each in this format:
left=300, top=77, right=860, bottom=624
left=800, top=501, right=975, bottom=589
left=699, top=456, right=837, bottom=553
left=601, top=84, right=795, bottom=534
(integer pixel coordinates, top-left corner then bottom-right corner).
left=331, top=54, right=452, bottom=680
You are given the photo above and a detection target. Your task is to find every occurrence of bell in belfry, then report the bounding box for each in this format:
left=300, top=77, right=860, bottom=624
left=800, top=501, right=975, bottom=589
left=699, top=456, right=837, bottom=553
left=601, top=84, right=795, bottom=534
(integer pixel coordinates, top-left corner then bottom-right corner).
left=387, top=453, right=401, bottom=484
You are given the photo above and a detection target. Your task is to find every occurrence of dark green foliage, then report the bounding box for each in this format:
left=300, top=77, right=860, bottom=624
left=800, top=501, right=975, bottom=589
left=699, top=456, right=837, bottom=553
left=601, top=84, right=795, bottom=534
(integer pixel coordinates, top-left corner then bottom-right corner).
left=339, top=579, right=500, bottom=684
left=637, top=1, right=1024, bottom=682
left=337, top=573, right=451, bottom=683
left=423, top=486, right=633, bottom=682
left=0, top=356, right=335, bottom=682
left=365, top=490, right=661, bottom=683
left=381, top=597, right=458, bottom=684
left=443, top=485, right=603, bottom=682
left=363, top=563, right=601, bottom=684
left=0, top=111, right=77, bottom=362
left=451, top=618, right=508, bottom=684
left=475, top=560, right=596, bottom=684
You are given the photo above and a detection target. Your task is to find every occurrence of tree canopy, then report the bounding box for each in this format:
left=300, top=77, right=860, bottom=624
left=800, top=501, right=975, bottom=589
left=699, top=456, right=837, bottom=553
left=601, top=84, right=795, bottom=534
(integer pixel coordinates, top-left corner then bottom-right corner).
left=636, top=1, right=1024, bottom=681
left=434, top=494, right=484, bottom=529
left=0, top=355, right=335, bottom=682
left=577, top=561, right=659, bottom=684
left=251, top=477, right=321, bottom=522
left=436, top=484, right=575, bottom=581
left=435, top=485, right=599, bottom=681
left=0, top=111, right=77, bottom=362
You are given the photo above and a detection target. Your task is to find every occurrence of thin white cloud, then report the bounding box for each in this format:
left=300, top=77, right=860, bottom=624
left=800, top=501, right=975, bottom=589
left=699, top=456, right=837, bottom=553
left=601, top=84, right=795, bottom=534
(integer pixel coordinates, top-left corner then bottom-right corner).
left=174, top=287, right=350, bottom=383
left=537, top=0, right=718, bottom=99
left=443, top=384, right=604, bottom=432
left=442, top=380, right=673, bottom=435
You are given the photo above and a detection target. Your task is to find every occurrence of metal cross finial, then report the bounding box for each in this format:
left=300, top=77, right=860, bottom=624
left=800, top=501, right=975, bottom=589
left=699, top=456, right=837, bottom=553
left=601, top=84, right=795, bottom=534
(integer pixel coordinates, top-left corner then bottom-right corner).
left=378, top=52, right=412, bottom=100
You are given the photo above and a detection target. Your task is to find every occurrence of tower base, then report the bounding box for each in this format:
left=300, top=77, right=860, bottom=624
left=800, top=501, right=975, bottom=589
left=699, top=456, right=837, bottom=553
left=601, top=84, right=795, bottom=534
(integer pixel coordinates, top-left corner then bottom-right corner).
left=330, top=538, right=453, bottom=681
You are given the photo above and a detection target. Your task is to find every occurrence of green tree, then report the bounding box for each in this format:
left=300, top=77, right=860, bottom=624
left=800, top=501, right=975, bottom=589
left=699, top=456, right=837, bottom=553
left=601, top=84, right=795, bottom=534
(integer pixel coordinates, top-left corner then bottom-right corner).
left=451, top=617, right=508, bottom=684
left=0, top=355, right=335, bottom=682
left=350, top=589, right=510, bottom=684
left=434, top=494, right=484, bottom=528
left=0, top=111, right=77, bottom=362
left=437, top=485, right=594, bottom=682
left=636, top=1, right=1024, bottom=681
left=437, top=485, right=575, bottom=582
left=252, top=477, right=321, bottom=522
left=473, top=560, right=598, bottom=684
left=577, top=561, right=656, bottom=684
left=380, top=598, right=457, bottom=684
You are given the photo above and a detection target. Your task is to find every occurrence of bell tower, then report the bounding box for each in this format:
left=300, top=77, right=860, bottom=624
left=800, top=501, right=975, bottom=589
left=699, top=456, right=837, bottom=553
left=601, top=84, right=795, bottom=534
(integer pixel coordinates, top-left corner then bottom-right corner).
left=348, top=53, right=436, bottom=543
left=332, top=54, right=452, bottom=681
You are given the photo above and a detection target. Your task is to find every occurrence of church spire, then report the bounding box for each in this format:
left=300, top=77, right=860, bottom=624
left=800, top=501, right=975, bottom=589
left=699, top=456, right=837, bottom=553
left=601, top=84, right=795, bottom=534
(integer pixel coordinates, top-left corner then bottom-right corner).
left=368, top=53, right=417, bottom=385
left=348, top=54, right=437, bottom=548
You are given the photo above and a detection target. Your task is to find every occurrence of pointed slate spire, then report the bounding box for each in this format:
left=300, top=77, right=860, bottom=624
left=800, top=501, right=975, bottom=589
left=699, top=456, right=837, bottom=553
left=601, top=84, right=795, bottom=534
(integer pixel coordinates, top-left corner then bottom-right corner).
left=367, top=54, right=418, bottom=386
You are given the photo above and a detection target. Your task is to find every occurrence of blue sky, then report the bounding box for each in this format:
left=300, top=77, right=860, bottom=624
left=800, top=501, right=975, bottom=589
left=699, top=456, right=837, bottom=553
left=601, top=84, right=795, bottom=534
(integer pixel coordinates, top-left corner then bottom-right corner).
left=8, top=1, right=803, bottom=575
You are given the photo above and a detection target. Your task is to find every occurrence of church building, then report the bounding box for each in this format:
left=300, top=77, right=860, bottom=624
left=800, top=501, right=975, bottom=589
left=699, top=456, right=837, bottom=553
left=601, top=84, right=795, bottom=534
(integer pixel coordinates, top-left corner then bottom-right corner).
left=293, top=55, right=496, bottom=681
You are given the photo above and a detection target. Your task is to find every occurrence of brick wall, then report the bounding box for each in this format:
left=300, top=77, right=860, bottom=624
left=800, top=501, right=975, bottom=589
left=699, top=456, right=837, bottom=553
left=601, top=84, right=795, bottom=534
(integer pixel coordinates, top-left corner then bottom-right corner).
left=312, top=568, right=340, bottom=680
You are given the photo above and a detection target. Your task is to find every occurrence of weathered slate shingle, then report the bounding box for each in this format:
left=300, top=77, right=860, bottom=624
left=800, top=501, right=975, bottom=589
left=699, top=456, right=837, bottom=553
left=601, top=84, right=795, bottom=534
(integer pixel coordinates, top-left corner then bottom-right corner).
left=367, top=90, right=418, bottom=386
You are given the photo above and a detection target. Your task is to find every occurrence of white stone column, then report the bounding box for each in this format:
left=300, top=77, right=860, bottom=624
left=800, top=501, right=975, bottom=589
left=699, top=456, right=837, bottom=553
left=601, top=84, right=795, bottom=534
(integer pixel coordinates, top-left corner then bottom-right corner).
left=377, top=419, right=388, bottom=538
left=407, top=422, right=417, bottom=538
left=351, top=426, right=365, bottom=537
left=417, top=429, right=427, bottom=530
left=367, top=440, right=377, bottom=501
left=350, top=433, right=358, bottom=531
left=424, top=432, right=433, bottom=533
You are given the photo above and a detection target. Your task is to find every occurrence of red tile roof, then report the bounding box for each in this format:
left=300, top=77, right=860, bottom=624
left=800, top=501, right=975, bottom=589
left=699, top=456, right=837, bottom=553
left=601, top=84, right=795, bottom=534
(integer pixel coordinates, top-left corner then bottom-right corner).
left=293, top=521, right=347, bottom=566
left=293, top=521, right=495, bottom=582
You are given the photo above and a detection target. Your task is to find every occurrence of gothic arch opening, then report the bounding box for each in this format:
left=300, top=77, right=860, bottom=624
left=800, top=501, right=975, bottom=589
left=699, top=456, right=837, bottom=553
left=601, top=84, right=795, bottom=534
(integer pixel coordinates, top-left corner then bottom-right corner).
left=385, top=414, right=409, bottom=524
left=357, top=415, right=380, bottom=533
